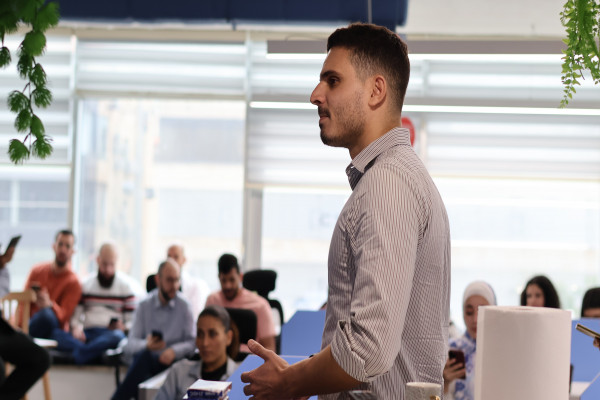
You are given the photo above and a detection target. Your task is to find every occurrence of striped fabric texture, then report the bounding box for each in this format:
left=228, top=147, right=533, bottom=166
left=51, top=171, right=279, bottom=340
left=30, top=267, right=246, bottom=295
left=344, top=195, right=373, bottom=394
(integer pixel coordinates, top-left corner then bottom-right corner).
left=321, top=127, right=451, bottom=399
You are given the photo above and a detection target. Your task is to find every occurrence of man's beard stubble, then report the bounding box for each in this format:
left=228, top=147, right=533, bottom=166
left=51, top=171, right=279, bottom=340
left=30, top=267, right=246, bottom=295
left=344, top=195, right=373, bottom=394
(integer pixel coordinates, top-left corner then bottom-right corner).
left=318, top=92, right=366, bottom=149
left=97, top=272, right=115, bottom=288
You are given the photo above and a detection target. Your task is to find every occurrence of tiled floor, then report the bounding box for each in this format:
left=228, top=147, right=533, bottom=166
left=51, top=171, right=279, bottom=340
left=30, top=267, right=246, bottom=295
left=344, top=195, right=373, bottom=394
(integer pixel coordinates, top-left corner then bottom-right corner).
left=27, top=364, right=127, bottom=400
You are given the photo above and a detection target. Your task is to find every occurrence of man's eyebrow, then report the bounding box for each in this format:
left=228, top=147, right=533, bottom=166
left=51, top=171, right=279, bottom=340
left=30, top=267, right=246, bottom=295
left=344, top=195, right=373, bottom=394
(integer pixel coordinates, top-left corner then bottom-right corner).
left=320, top=70, right=339, bottom=80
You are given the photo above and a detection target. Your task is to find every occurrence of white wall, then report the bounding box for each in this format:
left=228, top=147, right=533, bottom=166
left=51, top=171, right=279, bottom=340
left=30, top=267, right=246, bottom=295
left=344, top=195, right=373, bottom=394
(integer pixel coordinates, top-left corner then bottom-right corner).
left=402, top=0, right=566, bottom=38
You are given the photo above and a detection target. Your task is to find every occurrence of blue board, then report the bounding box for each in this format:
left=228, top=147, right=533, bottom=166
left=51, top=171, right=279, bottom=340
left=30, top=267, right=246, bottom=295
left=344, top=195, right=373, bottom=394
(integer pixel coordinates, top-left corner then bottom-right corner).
left=571, top=319, right=600, bottom=381
left=280, top=309, right=326, bottom=356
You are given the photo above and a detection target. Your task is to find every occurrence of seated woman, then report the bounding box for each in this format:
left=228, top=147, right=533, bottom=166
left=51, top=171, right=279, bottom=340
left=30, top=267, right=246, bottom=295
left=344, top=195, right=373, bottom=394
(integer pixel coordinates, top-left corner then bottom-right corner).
left=581, top=287, right=600, bottom=318
left=154, top=305, right=239, bottom=400
left=443, top=281, right=496, bottom=400
left=520, top=275, right=561, bottom=308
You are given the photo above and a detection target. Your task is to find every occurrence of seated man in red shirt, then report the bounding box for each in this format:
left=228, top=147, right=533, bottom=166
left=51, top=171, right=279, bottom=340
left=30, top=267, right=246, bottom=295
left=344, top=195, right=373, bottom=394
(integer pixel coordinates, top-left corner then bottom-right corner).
left=205, top=254, right=276, bottom=352
left=22, top=229, right=82, bottom=339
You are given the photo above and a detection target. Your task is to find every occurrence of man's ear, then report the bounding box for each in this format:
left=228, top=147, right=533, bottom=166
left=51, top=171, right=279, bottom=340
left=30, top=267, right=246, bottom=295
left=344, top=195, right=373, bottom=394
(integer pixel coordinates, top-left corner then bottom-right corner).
left=368, top=75, right=387, bottom=108
left=226, top=329, right=233, bottom=346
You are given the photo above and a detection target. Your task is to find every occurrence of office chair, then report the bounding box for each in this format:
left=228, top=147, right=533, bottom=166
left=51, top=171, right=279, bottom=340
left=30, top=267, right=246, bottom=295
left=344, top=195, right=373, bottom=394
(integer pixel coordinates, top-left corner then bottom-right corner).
left=225, top=307, right=257, bottom=362
left=243, top=269, right=284, bottom=330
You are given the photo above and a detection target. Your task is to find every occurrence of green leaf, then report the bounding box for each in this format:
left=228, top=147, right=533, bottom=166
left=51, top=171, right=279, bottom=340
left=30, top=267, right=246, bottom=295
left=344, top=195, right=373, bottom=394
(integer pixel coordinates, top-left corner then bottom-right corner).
left=7, top=139, right=29, bottom=164
left=14, top=109, right=31, bottom=132
left=32, top=137, right=52, bottom=159
left=34, top=2, right=60, bottom=32
left=7, top=90, right=29, bottom=112
left=32, top=87, right=52, bottom=107
left=22, top=30, right=46, bottom=57
left=16, top=52, right=33, bottom=79
left=29, top=63, right=46, bottom=87
left=0, top=46, right=11, bottom=68
left=30, top=114, right=44, bottom=136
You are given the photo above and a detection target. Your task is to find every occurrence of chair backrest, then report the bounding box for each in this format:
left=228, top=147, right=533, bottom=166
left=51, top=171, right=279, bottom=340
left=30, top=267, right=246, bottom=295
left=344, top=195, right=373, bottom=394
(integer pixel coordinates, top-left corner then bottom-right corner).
left=243, top=269, right=284, bottom=325
left=146, top=274, right=157, bottom=292
left=225, top=307, right=257, bottom=346
left=243, top=269, right=277, bottom=299
left=1, top=291, right=36, bottom=334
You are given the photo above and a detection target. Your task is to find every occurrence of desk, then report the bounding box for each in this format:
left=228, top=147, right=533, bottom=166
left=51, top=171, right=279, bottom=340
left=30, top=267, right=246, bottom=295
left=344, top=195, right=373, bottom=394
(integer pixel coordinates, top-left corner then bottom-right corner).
left=228, top=355, right=317, bottom=400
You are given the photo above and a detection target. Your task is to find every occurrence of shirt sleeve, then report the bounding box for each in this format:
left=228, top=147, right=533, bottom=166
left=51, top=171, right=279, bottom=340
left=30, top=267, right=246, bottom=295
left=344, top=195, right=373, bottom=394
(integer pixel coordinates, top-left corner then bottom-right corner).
left=125, top=303, right=148, bottom=357
left=52, top=278, right=82, bottom=328
left=330, top=164, right=425, bottom=382
left=169, top=303, right=196, bottom=359
left=255, top=298, right=277, bottom=340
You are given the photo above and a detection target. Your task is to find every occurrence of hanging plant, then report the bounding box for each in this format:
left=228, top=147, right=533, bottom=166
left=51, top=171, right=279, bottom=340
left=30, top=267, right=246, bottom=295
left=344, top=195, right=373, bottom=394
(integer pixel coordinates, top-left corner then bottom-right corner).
left=0, top=0, right=60, bottom=164
left=560, top=0, right=600, bottom=107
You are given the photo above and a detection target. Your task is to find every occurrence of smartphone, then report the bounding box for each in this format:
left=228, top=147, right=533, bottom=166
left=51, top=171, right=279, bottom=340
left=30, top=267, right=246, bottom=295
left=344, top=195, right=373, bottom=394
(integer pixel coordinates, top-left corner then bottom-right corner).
left=109, top=317, right=119, bottom=325
left=576, top=323, right=600, bottom=339
left=6, top=235, right=21, bottom=250
left=448, top=349, right=466, bottom=379
left=151, top=330, right=163, bottom=340
left=30, top=283, right=41, bottom=292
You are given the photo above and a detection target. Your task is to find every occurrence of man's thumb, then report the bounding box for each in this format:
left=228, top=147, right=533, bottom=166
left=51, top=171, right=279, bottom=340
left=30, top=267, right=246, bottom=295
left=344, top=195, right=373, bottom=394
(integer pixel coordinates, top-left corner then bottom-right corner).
left=248, top=339, right=269, bottom=359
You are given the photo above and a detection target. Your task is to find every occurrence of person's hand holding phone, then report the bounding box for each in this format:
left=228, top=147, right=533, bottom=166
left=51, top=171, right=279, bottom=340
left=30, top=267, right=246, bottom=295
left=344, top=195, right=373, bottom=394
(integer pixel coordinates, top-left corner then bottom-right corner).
left=146, top=331, right=166, bottom=351
left=108, top=317, right=124, bottom=331
left=34, top=287, right=52, bottom=309
left=443, top=350, right=466, bottom=394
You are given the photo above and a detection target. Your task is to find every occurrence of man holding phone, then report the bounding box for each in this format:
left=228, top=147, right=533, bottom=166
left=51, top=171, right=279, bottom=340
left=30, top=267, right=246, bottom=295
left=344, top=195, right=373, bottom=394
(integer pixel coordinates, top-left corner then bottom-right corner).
left=21, top=230, right=82, bottom=339
left=112, top=258, right=195, bottom=400
left=51, top=243, right=143, bottom=364
left=0, top=235, right=21, bottom=298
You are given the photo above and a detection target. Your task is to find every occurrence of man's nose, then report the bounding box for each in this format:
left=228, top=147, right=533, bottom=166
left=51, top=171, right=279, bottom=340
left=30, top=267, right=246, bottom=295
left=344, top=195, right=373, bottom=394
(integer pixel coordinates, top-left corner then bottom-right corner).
left=310, top=82, right=324, bottom=106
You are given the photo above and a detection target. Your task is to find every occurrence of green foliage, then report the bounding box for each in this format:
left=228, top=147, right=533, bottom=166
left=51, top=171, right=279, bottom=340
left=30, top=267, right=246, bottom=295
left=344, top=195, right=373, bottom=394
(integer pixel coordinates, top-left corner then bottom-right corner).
left=560, top=0, right=600, bottom=107
left=7, top=90, right=28, bottom=112
left=1, top=0, right=60, bottom=163
left=0, top=46, right=10, bottom=67
left=8, top=139, right=29, bottom=164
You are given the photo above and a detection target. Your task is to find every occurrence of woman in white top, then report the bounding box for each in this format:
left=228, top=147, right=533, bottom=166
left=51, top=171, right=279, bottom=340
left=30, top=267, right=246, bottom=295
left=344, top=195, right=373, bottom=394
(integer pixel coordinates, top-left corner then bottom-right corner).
left=154, top=305, right=238, bottom=400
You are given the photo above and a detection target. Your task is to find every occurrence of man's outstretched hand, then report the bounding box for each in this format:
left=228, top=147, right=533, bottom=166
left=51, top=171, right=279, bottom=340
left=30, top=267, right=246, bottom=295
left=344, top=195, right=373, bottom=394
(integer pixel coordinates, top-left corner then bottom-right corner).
left=240, top=339, right=309, bottom=400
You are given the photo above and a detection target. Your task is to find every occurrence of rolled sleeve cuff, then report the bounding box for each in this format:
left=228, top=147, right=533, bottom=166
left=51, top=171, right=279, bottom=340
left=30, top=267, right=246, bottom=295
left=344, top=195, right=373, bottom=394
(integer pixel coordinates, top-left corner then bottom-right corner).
left=330, top=320, right=371, bottom=383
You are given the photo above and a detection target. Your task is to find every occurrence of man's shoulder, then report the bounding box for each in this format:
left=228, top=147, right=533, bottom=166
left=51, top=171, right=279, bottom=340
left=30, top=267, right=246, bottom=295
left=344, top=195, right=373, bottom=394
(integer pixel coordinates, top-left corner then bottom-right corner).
left=239, top=288, right=270, bottom=308
left=205, top=290, right=224, bottom=305
left=29, top=261, right=52, bottom=275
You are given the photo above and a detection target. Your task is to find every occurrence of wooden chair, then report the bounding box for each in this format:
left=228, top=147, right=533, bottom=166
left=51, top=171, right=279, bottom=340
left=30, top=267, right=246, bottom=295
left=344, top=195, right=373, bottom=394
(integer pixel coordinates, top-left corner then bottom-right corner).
left=1, top=291, right=54, bottom=400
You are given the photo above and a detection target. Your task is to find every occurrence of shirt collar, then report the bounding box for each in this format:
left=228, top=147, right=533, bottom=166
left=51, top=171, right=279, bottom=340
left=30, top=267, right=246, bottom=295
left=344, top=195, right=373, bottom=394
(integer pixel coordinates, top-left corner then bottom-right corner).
left=345, top=127, right=411, bottom=190
left=151, top=290, right=176, bottom=309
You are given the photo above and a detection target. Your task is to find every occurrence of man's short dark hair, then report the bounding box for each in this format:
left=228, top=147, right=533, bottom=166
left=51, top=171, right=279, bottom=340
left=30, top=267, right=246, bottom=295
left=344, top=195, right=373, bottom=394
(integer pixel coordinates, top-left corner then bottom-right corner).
left=327, top=23, right=410, bottom=114
left=218, top=253, right=240, bottom=275
left=55, top=229, right=75, bottom=243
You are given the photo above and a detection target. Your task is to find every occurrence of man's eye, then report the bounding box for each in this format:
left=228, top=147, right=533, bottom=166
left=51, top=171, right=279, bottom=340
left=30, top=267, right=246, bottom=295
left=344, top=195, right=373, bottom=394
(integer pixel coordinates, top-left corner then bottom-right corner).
left=328, top=77, right=339, bottom=85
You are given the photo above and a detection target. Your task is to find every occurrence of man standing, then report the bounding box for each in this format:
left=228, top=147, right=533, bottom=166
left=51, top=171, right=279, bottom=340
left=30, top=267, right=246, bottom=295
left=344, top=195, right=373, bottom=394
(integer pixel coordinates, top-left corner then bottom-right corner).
left=52, top=243, right=142, bottom=364
left=167, top=244, right=210, bottom=319
left=22, top=229, right=82, bottom=339
left=205, top=254, right=276, bottom=353
left=241, top=23, right=451, bottom=399
left=111, top=258, right=195, bottom=400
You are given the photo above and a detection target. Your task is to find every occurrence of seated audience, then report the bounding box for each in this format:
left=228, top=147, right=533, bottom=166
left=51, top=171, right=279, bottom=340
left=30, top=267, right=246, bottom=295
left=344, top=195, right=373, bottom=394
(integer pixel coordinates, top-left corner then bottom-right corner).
left=444, top=281, right=496, bottom=400
left=205, top=254, right=276, bottom=352
left=21, top=229, right=82, bottom=338
left=520, top=275, right=561, bottom=308
left=154, top=305, right=238, bottom=400
left=0, top=316, right=51, bottom=400
left=111, top=259, right=195, bottom=400
left=52, top=243, right=142, bottom=364
left=167, top=244, right=210, bottom=319
left=581, top=287, right=600, bottom=318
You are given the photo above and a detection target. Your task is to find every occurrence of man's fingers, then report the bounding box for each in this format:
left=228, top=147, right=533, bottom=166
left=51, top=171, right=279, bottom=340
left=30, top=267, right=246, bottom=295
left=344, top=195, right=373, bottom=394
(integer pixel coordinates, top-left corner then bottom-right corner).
left=248, top=339, right=271, bottom=360
left=241, top=371, right=252, bottom=383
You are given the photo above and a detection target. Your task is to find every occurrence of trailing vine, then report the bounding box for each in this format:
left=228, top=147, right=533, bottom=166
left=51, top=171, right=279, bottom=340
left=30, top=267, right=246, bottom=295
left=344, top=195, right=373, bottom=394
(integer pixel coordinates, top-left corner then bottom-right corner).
left=0, top=0, right=60, bottom=163
left=560, top=0, right=600, bottom=107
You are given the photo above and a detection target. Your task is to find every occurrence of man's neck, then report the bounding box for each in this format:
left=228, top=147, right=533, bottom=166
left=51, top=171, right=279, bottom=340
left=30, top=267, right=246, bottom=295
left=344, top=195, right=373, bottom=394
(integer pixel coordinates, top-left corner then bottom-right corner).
left=51, top=261, right=68, bottom=275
